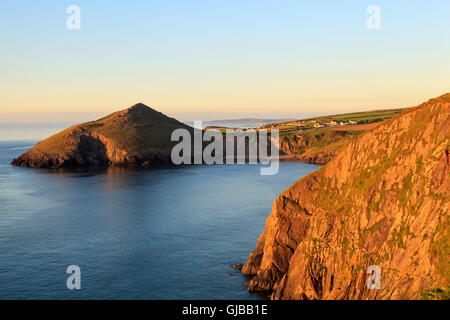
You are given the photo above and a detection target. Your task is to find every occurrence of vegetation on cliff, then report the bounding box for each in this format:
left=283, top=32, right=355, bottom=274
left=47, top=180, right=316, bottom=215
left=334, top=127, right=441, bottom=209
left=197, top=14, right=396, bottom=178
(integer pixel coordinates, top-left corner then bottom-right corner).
left=277, top=129, right=364, bottom=164
left=243, top=94, right=450, bottom=300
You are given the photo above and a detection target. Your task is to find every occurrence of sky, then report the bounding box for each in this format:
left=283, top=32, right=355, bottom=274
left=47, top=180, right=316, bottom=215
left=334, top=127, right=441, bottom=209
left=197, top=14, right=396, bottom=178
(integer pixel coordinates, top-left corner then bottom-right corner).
left=1, top=0, right=449, bottom=122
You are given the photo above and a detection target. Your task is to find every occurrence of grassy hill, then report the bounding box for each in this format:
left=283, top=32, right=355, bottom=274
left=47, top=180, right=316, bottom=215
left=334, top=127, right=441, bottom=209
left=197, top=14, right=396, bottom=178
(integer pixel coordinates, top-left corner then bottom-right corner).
left=261, top=108, right=406, bottom=131
left=12, top=103, right=193, bottom=168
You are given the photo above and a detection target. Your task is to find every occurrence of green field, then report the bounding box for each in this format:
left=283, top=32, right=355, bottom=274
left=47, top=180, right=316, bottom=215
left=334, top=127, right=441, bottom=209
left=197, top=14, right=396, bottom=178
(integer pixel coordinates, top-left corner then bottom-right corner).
left=260, top=108, right=408, bottom=130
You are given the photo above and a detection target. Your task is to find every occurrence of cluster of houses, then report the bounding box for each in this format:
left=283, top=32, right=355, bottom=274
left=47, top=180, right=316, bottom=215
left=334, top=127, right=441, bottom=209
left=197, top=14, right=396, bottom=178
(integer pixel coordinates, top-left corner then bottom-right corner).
left=263, top=119, right=358, bottom=130
left=312, top=120, right=357, bottom=128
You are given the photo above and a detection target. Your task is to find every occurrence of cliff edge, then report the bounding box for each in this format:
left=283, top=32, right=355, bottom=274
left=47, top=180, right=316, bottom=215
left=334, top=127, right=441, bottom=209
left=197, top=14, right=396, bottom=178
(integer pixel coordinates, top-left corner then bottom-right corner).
left=243, top=94, right=450, bottom=300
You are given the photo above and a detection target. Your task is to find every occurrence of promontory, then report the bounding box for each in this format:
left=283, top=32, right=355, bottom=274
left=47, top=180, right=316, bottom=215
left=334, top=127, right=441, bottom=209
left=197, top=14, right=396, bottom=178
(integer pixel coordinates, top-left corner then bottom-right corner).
left=12, top=103, right=193, bottom=168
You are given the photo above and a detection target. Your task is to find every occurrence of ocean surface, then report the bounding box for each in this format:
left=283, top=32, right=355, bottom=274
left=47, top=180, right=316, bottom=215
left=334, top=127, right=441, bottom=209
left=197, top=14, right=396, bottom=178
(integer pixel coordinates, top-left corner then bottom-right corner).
left=0, top=139, right=319, bottom=300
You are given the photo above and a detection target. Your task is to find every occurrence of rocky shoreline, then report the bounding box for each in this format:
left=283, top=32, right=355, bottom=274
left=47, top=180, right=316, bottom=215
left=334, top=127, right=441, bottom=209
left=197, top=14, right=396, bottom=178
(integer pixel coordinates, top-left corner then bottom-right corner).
left=11, top=132, right=173, bottom=169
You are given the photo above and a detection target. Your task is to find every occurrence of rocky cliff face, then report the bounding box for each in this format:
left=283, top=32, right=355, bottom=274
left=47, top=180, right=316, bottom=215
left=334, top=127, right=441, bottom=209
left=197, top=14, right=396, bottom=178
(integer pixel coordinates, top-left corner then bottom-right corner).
left=277, top=129, right=363, bottom=165
left=12, top=103, right=194, bottom=168
left=243, top=94, right=450, bottom=300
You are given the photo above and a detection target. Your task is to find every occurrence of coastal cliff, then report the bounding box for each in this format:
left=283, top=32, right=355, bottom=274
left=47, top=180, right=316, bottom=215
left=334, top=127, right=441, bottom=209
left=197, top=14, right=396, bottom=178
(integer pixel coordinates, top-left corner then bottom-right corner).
left=13, top=102, right=398, bottom=168
left=12, top=103, right=194, bottom=168
left=277, top=129, right=364, bottom=165
left=243, top=94, right=450, bottom=300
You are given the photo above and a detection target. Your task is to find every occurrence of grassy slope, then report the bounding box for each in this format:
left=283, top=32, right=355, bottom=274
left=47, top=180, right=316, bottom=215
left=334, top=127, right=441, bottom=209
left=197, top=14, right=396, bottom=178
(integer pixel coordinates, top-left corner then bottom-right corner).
left=420, top=287, right=450, bottom=300
left=33, top=104, right=192, bottom=156
left=279, top=128, right=365, bottom=157
left=262, top=108, right=407, bottom=130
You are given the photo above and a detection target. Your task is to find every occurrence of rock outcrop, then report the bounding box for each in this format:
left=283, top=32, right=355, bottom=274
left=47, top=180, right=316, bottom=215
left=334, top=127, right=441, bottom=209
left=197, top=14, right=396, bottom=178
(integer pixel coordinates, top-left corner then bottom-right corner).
left=12, top=103, right=194, bottom=168
left=277, top=129, right=364, bottom=165
left=243, top=94, right=450, bottom=299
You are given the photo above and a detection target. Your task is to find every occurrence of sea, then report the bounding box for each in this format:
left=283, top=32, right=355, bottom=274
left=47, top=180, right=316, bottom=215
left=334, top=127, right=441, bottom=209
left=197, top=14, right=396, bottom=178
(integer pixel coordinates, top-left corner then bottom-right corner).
left=0, top=126, right=319, bottom=299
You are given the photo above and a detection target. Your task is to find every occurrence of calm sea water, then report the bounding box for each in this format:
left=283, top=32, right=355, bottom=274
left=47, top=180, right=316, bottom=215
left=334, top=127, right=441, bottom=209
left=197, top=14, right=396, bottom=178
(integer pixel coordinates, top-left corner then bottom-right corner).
left=0, top=140, right=319, bottom=300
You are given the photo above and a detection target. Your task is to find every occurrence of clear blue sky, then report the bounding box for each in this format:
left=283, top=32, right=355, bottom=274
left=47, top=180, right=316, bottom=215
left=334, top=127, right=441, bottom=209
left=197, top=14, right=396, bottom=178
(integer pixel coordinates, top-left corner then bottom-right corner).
left=1, top=0, right=449, bottom=119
